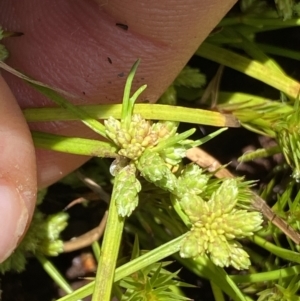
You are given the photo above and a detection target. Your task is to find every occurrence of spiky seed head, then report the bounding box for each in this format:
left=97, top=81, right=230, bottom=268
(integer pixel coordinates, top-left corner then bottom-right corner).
left=114, top=164, right=141, bottom=217
left=137, top=151, right=177, bottom=192
left=176, top=164, right=209, bottom=197
left=179, top=179, right=263, bottom=270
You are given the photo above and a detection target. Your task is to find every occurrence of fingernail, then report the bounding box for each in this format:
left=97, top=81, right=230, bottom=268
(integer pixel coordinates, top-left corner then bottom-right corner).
left=0, top=179, right=29, bottom=263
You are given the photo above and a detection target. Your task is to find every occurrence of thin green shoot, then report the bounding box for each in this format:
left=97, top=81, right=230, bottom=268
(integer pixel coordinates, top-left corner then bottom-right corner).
left=36, top=254, right=75, bottom=296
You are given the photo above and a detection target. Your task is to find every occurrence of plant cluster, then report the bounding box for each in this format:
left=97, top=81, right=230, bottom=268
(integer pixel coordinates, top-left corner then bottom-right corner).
left=1, top=1, right=300, bottom=300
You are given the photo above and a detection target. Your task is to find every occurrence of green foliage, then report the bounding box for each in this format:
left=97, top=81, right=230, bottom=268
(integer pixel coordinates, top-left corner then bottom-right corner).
left=3, top=2, right=300, bottom=300
left=120, top=263, right=191, bottom=301
left=174, top=66, right=206, bottom=89
left=158, top=66, right=206, bottom=105
left=274, top=99, right=300, bottom=181
left=240, top=0, right=300, bottom=20
left=159, top=85, right=177, bottom=105
left=274, top=0, right=295, bottom=20
left=257, top=276, right=300, bottom=301
left=0, top=189, right=68, bottom=273
left=234, top=98, right=300, bottom=182
left=119, top=238, right=193, bottom=301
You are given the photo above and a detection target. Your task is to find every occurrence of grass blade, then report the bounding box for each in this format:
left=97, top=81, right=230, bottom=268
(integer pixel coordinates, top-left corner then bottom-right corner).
left=197, top=42, right=300, bottom=99
left=24, top=103, right=239, bottom=127
left=32, top=131, right=117, bottom=157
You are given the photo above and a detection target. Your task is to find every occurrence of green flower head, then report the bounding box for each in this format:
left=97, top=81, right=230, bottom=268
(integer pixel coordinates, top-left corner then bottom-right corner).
left=137, top=151, right=177, bottom=193
left=105, top=116, right=179, bottom=161
left=180, top=179, right=263, bottom=270
left=113, top=164, right=141, bottom=217
left=175, top=164, right=209, bottom=197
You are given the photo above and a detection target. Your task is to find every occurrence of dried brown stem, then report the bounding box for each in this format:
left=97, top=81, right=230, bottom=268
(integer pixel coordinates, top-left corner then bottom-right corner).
left=63, top=211, right=108, bottom=252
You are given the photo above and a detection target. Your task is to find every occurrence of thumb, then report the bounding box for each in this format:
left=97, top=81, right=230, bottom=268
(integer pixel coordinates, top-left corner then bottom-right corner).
left=0, top=75, right=37, bottom=263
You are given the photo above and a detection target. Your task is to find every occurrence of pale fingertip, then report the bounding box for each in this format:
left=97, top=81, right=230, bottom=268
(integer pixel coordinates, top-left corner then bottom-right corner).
left=0, top=179, right=29, bottom=263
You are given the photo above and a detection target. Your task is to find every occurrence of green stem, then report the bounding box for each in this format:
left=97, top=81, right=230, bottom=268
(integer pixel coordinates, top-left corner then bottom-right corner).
left=36, top=254, right=74, bottom=295
left=211, top=281, right=226, bottom=301
left=28, top=83, right=107, bottom=138
left=257, top=43, right=300, bottom=61
left=115, top=234, right=184, bottom=281
left=230, top=265, right=300, bottom=283
left=56, top=234, right=185, bottom=301
left=23, top=103, right=239, bottom=128
left=197, top=42, right=300, bottom=99
left=235, top=30, right=284, bottom=74
left=32, top=131, right=118, bottom=157
left=92, top=241, right=101, bottom=262
left=237, top=146, right=281, bottom=162
left=92, top=192, right=125, bottom=301
left=251, top=235, right=300, bottom=264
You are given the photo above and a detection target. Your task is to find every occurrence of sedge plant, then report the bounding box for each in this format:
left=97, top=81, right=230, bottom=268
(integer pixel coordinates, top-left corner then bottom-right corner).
left=0, top=53, right=264, bottom=300
left=2, top=1, right=300, bottom=300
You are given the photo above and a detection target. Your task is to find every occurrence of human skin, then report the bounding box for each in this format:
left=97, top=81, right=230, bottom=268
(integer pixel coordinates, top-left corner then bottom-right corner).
left=0, top=0, right=236, bottom=262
